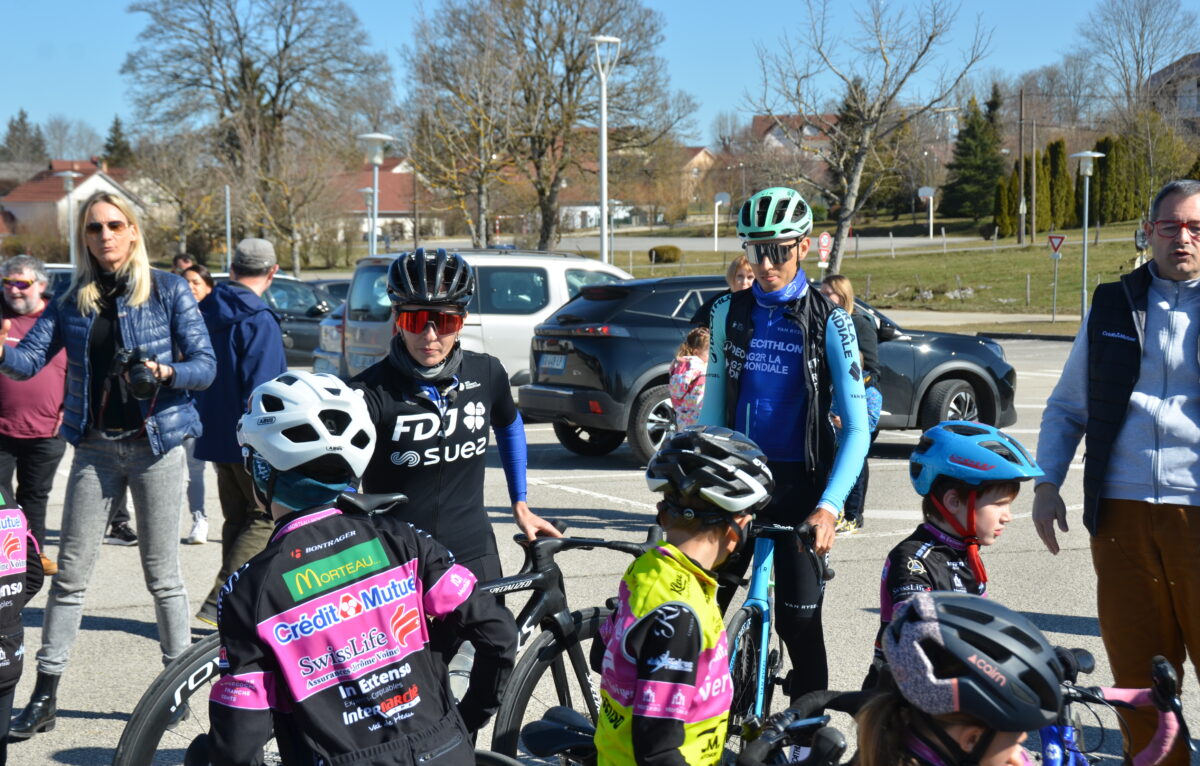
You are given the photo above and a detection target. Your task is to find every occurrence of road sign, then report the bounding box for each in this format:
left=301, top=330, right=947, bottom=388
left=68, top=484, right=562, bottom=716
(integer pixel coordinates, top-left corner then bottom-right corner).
left=1048, top=234, right=1065, bottom=260
left=817, top=232, right=832, bottom=269
left=714, top=191, right=730, bottom=206
left=917, top=186, right=935, bottom=200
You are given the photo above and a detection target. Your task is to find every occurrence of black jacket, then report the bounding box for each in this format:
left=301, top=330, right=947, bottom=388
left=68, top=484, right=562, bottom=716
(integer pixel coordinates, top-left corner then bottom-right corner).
left=209, top=503, right=517, bottom=766
left=351, top=351, right=518, bottom=562
left=0, top=488, right=44, bottom=692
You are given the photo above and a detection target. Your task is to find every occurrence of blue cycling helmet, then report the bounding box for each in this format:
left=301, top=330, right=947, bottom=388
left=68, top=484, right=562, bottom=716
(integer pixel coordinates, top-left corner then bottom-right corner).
left=909, top=421, right=1042, bottom=496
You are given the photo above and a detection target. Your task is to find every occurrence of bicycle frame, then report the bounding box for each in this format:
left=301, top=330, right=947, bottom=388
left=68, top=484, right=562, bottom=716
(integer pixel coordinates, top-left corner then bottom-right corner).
left=742, top=533, right=776, bottom=718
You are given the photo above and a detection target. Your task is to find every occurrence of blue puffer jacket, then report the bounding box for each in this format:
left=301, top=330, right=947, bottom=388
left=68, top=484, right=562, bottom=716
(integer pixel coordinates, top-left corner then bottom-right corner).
left=0, top=269, right=216, bottom=454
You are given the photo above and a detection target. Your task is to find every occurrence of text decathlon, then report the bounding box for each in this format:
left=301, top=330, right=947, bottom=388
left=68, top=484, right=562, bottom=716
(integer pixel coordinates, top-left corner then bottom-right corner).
left=272, top=577, right=419, bottom=645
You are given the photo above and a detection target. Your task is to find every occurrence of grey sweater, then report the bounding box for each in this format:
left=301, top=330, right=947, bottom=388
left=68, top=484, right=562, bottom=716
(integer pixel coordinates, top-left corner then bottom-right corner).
left=1038, top=262, right=1200, bottom=507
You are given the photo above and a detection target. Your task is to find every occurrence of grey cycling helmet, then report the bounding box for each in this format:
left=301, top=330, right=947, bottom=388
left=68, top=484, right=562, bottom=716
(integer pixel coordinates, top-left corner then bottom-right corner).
left=646, top=426, right=774, bottom=515
left=737, top=187, right=813, bottom=242
left=883, top=592, right=1063, bottom=732
left=387, top=247, right=475, bottom=308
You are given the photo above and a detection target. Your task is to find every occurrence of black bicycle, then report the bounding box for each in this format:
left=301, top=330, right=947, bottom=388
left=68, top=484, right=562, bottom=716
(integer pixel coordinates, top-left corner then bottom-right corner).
left=113, top=492, right=661, bottom=765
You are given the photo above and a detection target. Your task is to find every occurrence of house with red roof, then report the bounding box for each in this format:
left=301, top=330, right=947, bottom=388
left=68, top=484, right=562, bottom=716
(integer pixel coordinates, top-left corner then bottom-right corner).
left=0, top=159, right=146, bottom=239
left=334, top=157, right=443, bottom=243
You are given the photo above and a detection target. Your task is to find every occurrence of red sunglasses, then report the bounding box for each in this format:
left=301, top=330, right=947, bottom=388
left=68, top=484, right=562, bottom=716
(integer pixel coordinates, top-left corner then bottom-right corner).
left=395, top=309, right=465, bottom=335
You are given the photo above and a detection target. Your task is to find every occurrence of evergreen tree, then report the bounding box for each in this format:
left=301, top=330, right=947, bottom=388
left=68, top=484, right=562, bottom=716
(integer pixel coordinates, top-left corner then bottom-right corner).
left=0, top=109, right=48, bottom=163
left=103, top=116, right=135, bottom=167
left=1036, top=149, right=1051, bottom=233
left=940, top=96, right=1005, bottom=221
left=1187, top=154, right=1200, bottom=180
left=984, top=83, right=1003, bottom=135
left=994, top=178, right=1012, bottom=238
left=1095, top=136, right=1118, bottom=225
left=1007, top=164, right=1021, bottom=236
left=1048, top=139, right=1074, bottom=229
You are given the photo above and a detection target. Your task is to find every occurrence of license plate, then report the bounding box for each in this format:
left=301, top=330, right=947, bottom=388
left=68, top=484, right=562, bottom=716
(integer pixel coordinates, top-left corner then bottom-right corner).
left=539, top=353, right=566, bottom=374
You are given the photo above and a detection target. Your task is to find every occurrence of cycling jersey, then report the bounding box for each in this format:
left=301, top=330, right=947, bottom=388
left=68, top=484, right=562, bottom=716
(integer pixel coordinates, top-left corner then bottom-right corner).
left=0, top=492, right=42, bottom=693
left=873, top=523, right=984, bottom=662
left=209, top=503, right=517, bottom=766
left=351, top=350, right=525, bottom=565
left=699, top=275, right=868, bottom=515
left=592, top=544, right=730, bottom=766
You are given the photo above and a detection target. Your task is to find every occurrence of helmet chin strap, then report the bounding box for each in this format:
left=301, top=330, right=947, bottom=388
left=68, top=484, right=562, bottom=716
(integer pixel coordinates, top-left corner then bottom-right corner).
left=929, top=490, right=987, bottom=585
left=912, top=710, right=998, bottom=766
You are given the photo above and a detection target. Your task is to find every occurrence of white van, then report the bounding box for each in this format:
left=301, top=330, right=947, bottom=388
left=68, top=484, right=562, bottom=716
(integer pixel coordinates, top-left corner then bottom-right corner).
left=313, top=249, right=631, bottom=384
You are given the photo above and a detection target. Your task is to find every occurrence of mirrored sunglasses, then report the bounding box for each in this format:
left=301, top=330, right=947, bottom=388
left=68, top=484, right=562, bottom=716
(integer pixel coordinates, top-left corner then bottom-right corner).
left=743, top=240, right=799, bottom=265
left=395, top=309, right=464, bottom=335
left=1, top=278, right=36, bottom=290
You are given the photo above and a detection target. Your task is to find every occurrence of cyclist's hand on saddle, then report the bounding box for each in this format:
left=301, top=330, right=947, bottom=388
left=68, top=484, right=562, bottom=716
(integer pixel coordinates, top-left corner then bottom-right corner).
left=802, top=507, right=837, bottom=555
left=1032, top=483, right=1068, bottom=555
left=513, top=502, right=563, bottom=540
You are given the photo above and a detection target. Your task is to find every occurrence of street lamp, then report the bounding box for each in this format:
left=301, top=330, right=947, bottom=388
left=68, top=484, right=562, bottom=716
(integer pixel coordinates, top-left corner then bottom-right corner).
left=54, top=170, right=83, bottom=267
left=1071, top=151, right=1105, bottom=317
left=714, top=192, right=730, bottom=252
left=591, top=34, right=621, bottom=265
left=356, top=132, right=395, bottom=257
left=358, top=187, right=375, bottom=253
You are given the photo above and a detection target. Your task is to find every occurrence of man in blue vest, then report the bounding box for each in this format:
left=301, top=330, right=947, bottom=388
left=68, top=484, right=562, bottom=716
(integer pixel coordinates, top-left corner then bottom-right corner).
left=1034, top=179, right=1200, bottom=766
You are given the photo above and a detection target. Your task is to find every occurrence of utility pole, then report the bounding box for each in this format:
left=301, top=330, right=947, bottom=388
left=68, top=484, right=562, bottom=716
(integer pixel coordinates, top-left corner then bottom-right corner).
left=1017, top=89, right=1025, bottom=246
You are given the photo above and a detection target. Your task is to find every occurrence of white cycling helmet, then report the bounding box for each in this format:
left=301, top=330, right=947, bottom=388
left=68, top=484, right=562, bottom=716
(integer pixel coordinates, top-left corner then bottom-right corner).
left=237, top=371, right=375, bottom=481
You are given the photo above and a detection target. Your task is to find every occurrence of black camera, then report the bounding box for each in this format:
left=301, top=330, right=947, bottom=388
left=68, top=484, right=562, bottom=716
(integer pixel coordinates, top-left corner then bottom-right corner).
left=113, top=347, right=160, bottom=400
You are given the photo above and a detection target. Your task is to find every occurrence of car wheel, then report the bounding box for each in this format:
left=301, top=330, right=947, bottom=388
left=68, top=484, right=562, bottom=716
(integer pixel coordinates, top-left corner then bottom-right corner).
left=627, top=384, right=675, bottom=466
left=919, top=378, right=980, bottom=427
left=552, top=422, right=625, bottom=456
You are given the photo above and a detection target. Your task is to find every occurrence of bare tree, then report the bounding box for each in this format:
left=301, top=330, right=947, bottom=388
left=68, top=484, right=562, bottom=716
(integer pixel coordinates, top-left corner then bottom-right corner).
left=42, top=116, right=103, bottom=160
left=123, top=0, right=394, bottom=272
left=484, top=0, right=696, bottom=250
left=402, top=1, right=518, bottom=248
left=749, top=0, right=988, bottom=273
left=132, top=129, right=226, bottom=258
left=1080, top=0, right=1197, bottom=116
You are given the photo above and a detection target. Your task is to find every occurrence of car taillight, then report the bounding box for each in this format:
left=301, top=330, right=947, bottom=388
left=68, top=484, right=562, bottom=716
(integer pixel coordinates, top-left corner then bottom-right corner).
left=588, top=400, right=604, bottom=414
left=553, top=324, right=630, bottom=337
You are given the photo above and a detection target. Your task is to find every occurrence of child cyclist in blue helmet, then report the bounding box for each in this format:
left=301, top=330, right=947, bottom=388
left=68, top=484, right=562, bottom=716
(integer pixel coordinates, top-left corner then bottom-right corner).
left=865, top=421, right=1043, bottom=688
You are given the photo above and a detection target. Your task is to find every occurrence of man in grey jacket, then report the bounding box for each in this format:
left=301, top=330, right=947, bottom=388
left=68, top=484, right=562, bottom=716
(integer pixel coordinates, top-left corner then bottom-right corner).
left=1033, top=178, right=1200, bottom=766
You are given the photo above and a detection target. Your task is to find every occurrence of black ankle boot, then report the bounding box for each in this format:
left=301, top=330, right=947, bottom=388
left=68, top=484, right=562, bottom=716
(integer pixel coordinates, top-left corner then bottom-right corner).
left=9, top=671, right=59, bottom=740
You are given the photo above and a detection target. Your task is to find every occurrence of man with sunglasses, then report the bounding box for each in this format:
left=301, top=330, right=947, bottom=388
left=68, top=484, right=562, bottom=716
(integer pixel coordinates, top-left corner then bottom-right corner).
left=348, top=248, right=559, bottom=667
left=1033, top=178, right=1200, bottom=766
left=0, top=256, right=65, bottom=577
left=193, top=238, right=287, bottom=626
left=698, top=186, right=869, bottom=699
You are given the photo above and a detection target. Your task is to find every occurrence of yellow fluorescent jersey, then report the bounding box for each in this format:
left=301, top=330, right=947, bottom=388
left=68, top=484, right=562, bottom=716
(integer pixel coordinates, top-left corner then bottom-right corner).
left=593, top=544, right=732, bottom=765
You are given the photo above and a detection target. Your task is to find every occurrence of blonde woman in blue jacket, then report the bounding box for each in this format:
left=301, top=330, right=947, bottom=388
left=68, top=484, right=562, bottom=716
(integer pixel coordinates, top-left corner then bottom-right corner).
left=0, top=191, right=215, bottom=741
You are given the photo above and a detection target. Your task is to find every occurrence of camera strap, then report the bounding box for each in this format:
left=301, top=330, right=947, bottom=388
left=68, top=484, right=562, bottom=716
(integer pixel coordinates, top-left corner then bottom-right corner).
left=96, top=374, right=160, bottom=441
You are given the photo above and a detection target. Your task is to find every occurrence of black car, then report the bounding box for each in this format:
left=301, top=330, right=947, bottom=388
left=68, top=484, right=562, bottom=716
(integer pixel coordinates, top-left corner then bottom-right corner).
left=518, top=275, right=1018, bottom=465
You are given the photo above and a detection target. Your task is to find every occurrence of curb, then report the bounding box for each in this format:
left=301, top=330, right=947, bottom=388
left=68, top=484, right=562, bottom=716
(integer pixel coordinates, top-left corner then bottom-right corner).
left=975, top=331, right=1075, bottom=342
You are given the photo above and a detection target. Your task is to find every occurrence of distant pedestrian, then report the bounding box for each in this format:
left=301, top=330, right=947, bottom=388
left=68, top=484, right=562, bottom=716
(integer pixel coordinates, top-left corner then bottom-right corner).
left=669, top=327, right=709, bottom=429
left=692, top=253, right=754, bottom=327
left=0, top=255, right=67, bottom=575
left=192, top=238, right=286, bottom=626
left=180, top=264, right=216, bottom=546
left=171, top=253, right=195, bottom=275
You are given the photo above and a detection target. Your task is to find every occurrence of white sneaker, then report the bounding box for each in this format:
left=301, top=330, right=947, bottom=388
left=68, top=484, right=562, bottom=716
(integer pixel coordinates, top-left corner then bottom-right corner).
left=185, top=515, right=209, bottom=545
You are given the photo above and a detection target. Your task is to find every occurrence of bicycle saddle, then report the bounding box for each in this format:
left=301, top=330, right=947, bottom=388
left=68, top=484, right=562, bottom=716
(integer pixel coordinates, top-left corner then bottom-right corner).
left=336, top=492, right=409, bottom=516
left=520, top=705, right=596, bottom=759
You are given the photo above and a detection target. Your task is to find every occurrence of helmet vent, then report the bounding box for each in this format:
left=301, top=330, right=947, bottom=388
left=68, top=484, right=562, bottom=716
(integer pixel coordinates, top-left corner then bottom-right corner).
left=277, top=374, right=299, bottom=385
left=1019, top=668, right=1059, bottom=710
left=979, top=440, right=1021, bottom=465
left=282, top=424, right=320, bottom=443
left=1001, top=625, right=1041, bottom=651
left=324, top=387, right=342, bottom=396
left=914, top=435, right=936, bottom=455
left=319, top=409, right=351, bottom=436
left=945, top=423, right=989, bottom=437
left=261, top=394, right=285, bottom=413
left=351, top=430, right=371, bottom=449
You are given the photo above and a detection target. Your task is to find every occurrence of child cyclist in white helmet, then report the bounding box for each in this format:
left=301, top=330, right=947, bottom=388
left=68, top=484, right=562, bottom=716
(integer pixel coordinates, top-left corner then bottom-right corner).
left=207, top=371, right=517, bottom=765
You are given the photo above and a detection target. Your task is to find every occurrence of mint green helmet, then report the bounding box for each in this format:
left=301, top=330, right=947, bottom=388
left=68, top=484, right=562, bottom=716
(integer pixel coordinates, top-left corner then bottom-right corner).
left=737, top=187, right=813, bottom=242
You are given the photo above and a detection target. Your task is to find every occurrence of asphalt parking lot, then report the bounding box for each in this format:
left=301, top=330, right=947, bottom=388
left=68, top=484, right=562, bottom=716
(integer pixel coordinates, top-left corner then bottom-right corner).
left=8, top=337, right=1195, bottom=763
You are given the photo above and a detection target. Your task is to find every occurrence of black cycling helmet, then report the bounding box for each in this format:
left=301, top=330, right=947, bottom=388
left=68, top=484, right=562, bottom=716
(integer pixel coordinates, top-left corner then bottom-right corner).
left=883, top=592, right=1063, bottom=733
left=645, top=426, right=775, bottom=515
left=386, top=247, right=475, bottom=308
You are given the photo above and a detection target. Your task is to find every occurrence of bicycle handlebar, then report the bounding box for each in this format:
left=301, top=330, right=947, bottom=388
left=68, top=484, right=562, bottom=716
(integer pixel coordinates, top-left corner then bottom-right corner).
left=734, top=690, right=863, bottom=766
left=510, top=521, right=665, bottom=560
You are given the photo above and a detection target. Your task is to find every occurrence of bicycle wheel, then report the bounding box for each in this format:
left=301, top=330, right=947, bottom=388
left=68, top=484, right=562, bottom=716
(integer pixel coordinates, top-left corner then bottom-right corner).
left=113, top=632, right=282, bottom=765
left=490, top=607, right=608, bottom=758
left=726, top=604, right=779, bottom=753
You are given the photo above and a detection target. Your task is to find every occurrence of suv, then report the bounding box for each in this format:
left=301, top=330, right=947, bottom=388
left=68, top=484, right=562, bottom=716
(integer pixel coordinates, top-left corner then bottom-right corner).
left=313, top=249, right=631, bottom=383
left=518, top=275, right=1018, bottom=465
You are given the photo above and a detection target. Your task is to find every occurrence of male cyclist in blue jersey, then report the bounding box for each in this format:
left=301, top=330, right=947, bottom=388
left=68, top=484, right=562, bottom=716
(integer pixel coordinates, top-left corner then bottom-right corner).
left=699, top=186, right=869, bottom=698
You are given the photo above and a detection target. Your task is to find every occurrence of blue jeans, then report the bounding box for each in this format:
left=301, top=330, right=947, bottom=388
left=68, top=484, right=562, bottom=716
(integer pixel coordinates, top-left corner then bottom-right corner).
left=37, top=433, right=191, bottom=675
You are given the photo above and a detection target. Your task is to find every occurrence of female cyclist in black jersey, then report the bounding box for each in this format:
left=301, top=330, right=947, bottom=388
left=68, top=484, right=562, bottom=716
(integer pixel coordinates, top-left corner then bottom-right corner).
left=858, top=591, right=1062, bottom=766
left=349, top=248, right=559, bottom=590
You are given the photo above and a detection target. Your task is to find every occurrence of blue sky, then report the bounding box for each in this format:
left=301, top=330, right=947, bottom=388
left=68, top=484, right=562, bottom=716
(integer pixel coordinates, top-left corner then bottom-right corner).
left=7, top=0, right=1091, bottom=149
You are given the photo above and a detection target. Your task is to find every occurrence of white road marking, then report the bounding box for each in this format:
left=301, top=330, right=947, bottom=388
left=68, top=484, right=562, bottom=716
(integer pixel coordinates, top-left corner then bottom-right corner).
left=528, top=477, right=657, bottom=510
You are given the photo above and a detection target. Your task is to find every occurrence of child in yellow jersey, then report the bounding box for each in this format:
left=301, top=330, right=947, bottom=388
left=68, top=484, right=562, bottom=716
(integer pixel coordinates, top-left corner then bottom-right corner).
left=591, top=426, right=774, bottom=765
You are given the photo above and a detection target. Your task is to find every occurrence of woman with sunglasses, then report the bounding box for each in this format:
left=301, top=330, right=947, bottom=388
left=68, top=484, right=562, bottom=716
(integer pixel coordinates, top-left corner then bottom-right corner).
left=699, top=186, right=869, bottom=700
left=0, top=191, right=214, bottom=741
left=348, top=249, right=558, bottom=669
